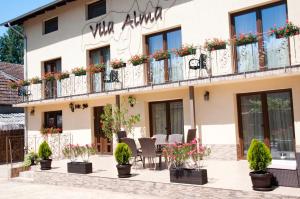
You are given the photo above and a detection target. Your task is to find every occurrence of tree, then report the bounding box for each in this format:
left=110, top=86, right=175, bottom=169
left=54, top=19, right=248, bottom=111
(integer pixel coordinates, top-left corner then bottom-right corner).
left=0, top=26, right=24, bottom=64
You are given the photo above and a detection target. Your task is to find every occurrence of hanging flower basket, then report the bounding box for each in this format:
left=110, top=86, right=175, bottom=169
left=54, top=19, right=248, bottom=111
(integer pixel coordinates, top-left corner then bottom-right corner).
left=55, top=72, right=70, bottom=81
left=111, top=59, right=126, bottom=69
left=88, top=64, right=106, bottom=73
left=128, top=55, right=149, bottom=66
left=204, top=38, right=227, bottom=51
left=152, top=50, right=170, bottom=61
left=30, top=77, right=42, bottom=84
left=72, top=67, right=87, bottom=76
left=234, top=33, right=258, bottom=46
left=175, top=45, right=197, bottom=57
left=270, top=21, right=300, bottom=39
left=42, top=72, right=56, bottom=81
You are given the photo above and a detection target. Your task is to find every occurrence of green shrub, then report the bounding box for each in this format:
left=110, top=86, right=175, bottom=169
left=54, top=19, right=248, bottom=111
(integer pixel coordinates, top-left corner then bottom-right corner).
left=114, top=143, right=132, bottom=165
left=247, top=139, right=272, bottom=172
left=38, top=141, right=52, bottom=160
left=23, top=151, right=38, bottom=167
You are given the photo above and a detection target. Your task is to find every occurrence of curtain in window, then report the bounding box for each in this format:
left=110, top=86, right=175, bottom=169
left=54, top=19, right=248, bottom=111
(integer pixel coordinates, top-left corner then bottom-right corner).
left=103, top=48, right=112, bottom=91
left=167, top=30, right=183, bottom=81
left=235, top=12, right=259, bottom=72
left=151, top=103, right=167, bottom=135
left=91, top=50, right=102, bottom=92
left=262, top=4, right=289, bottom=68
left=148, top=35, right=164, bottom=84
left=267, top=92, right=295, bottom=160
left=170, top=101, right=184, bottom=134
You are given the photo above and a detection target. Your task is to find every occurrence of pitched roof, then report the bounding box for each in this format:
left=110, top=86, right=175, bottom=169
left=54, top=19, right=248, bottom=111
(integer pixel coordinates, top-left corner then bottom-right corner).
left=0, top=62, right=23, bottom=105
left=0, top=0, right=76, bottom=27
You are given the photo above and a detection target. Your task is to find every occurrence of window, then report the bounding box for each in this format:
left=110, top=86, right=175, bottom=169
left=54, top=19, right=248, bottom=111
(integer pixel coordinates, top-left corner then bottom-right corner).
left=87, top=0, right=106, bottom=20
left=146, top=28, right=183, bottom=84
left=43, top=59, right=61, bottom=99
left=44, top=111, right=62, bottom=129
left=44, top=17, right=58, bottom=34
left=231, top=2, right=289, bottom=73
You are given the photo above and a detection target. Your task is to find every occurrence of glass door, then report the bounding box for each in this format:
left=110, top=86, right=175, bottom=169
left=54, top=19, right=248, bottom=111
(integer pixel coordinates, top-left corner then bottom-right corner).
left=44, top=59, right=61, bottom=99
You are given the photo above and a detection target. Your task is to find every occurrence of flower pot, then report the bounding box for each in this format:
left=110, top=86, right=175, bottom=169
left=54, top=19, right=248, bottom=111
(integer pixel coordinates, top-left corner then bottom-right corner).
left=249, top=171, right=273, bottom=191
left=116, top=164, right=132, bottom=178
left=178, top=49, right=197, bottom=57
left=155, top=56, right=169, bottom=61
left=40, top=159, right=52, bottom=170
left=67, top=162, right=93, bottom=174
left=169, top=168, right=208, bottom=185
left=112, top=63, right=126, bottom=69
left=208, top=44, right=226, bottom=51
left=30, top=158, right=36, bottom=166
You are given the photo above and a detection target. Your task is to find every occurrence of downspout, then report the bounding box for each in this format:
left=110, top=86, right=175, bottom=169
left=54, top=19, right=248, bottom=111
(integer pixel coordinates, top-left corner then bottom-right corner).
left=7, top=23, right=29, bottom=154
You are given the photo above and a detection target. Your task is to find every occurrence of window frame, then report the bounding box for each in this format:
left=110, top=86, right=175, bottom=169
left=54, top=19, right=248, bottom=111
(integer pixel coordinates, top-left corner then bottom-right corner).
left=43, top=17, right=58, bottom=35
left=86, top=0, right=106, bottom=20
left=230, top=1, right=290, bottom=73
left=44, top=110, right=63, bottom=129
left=145, top=27, right=182, bottom=84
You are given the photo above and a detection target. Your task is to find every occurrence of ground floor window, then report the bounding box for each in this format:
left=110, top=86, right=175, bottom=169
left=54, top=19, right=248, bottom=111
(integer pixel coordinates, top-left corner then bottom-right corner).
left=44, top=111, right=62, bottom=129
left=237, top=89, right=295, bottom=160
left=149, top=100, right=184, bottom=137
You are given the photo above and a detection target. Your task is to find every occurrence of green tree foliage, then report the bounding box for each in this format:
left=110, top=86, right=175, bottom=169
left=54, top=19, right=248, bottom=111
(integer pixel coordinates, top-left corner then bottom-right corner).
left=0, top=26, right=24, bottom=64
left=247, top=139, right=272, bottom=172
left=114, top=143, right=132, bottom=165
left=38, top=141, right=52, bottom=160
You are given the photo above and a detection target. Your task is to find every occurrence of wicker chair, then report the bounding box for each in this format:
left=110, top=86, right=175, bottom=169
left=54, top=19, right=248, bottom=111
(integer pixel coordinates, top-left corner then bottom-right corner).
left=121, top=138, right=142, bottom=167
left=138, top=138, right=162, bottom=169
left=117, top=131, right=127, bottom=142
left=168, top=134, right=183, bottom=144
left=186, top=129, right=196, bottom=143
left=153, top=134, right=167, bottom=146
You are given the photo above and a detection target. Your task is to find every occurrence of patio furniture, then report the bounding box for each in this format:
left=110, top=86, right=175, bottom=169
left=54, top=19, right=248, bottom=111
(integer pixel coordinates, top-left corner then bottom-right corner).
left=117, top=131, right=127, bottom=142
left=168, top=134, right=183, bottom=144
left=186, top=129, right=196, bottom=143
left=121, top=138, right=142, bottom=166
left=138, top=138, right=163, bottom=169
left=153, top=134, right=167, bottom=146
left=267, top=153, right=300, bottom=187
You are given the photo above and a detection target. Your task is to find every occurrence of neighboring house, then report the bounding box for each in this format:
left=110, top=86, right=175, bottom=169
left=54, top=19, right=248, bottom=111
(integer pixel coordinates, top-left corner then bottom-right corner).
left=1, top=0, right=300, bottom=160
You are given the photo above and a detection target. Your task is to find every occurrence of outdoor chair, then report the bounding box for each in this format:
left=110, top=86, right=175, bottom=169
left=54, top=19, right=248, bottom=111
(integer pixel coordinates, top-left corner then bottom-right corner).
left=168, top=134, right=183, bottom=144
left=117, top=131, right=127, bottom=142
left=138, top=138, right=162, bottom=169
left=121, top=138, right=142, bottom=167
left=186, top=129, right=196, bottom=143
left=153, top=134, right=167, bottom=146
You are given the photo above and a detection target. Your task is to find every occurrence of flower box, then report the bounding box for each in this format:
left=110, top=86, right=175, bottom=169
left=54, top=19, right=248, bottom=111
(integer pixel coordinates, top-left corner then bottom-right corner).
left=30, top=77, right=42, bottom=84
left=169, top=168, right=208, bottom=185
left=42, top=72, right=56, bottom=81
left=88, top=64, right=106, bottom=73
left=67, top=162, right=93, bottom=174
left=72, top=67, right=87, bottom=76
left=152, top=50, right=170, bottom=61
left=204, top=39, right=227, bottom=51
left=111, top=59, right=126, bottom=69
left=176, top=46, right=197, bottom=57
left=56, top=72, right=70, bottom=81
left=235, top=33, right=257, bottom=46
left=270, top=21, right=300, bottom=39
left=129, top=55, right=149, bottom=66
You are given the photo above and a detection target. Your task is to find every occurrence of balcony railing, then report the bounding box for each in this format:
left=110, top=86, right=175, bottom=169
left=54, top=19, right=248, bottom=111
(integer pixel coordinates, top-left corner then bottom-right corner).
left=15, top=34, right=300, bottom=103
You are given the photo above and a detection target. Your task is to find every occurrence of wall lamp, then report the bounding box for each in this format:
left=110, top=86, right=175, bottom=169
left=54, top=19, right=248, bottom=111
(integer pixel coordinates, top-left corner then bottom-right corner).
left=204, top=91, right=210, bottom=101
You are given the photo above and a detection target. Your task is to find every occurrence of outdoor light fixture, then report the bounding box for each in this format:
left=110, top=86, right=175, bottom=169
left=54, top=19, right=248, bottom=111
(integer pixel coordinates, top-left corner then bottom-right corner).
left=30, top=107, right=35, bottom=116
left=204, top=91, right=210, bottom=101
left=69, top=103, right=75, bottom=112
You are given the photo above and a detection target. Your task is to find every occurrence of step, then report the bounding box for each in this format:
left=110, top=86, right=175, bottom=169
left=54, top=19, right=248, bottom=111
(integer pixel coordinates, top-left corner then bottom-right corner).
left=11, top=176, right=34, bottom=183
left=19, top=170, right=34, bottom=179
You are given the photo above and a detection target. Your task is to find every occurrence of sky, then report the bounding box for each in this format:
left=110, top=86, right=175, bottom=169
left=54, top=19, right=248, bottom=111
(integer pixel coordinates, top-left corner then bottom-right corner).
left=0, top=0, right=53, bottom=36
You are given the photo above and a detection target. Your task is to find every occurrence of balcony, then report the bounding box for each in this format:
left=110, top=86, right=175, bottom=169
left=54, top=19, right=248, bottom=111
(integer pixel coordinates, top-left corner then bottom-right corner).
left=14, top=34, right=300, bottom=104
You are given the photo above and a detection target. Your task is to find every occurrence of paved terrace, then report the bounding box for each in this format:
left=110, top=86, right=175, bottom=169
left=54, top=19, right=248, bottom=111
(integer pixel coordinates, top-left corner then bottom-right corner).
left=16, top=155, right=300, bottom=198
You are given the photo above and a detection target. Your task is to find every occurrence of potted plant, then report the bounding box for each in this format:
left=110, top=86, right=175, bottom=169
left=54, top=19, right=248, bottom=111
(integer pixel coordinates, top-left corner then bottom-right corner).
left=38, top=141, right=53, bottom=170
left=204, top=38, right=227, bottom=51
left=128, top=96, right=136, bottom=107
left=55, top=72, right=70, bottom=81
left=18, top=80, right=30, bottom=87
left=234, top=33, right=257, bottom=46
left=270, top=21, right=300, bottom=38
left=40, top=127, right=62, bottom=135
left=72, top=67, right=87, bottom=76
left=115, top=143, right=132, bottom=178
left=63, top=144, right=96, bottom=174
left=7, top=81, right=19, bottom=90
left=88, top=64, right=106, bottom=73
left=30, top=77, right=42, bottom=84
left=111, top=59, right=126, bottom=69
left=175, top=45, right=197, bottom=57
left=164, top=139, right=210, bottom=185
left=128, top=55, right=149, bottom=66
left=247, top=139, right=273, bottom=191
left=23, top=151, right=39, bottom=167
left=42, top=72, right=56, bottom=81
left=152, top=50, right=170, bottom=61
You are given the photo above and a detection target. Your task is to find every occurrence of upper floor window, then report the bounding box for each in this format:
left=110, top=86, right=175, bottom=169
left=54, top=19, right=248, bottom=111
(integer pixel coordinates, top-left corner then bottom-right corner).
left=87, top=0, right=106, bottom=20
left=231, top=2, right=288, bottom=73
left=44, top=17, right=58, bottom=34
left=146, top=28, right=183, bottom=84
left=44, top=111, right=62, bottom=129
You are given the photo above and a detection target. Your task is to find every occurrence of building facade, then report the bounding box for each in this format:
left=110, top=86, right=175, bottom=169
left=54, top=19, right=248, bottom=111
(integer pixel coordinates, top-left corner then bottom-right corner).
left=2, top=0, right=300, bottom=160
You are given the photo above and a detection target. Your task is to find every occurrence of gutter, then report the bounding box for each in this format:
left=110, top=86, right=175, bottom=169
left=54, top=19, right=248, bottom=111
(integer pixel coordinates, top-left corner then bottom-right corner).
left=7, top=23, right=29, bottom=154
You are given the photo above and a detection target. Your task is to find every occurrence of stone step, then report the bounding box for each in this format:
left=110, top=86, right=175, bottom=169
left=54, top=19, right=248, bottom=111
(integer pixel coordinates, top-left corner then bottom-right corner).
left=11, top=176, right=34, bottom=183
left=19, top=170, right=34, bottom=179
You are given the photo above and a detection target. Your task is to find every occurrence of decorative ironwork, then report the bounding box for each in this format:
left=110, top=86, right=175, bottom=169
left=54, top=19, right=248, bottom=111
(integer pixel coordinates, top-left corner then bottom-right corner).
left=104, top=70, right=119, bottom=83
left=189, top=53, right=207, bottom=70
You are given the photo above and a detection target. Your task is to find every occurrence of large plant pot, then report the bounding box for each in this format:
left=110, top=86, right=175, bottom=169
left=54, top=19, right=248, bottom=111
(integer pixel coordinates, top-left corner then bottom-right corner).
left=170, top=168, right=208, bottom=185
left=67, top=162, right=93, bottom=174
left=116, top=164, right=132, bottom=178
left=249, top=171, right=273, bottom=191
left=40, top=159, right=52, bottom=170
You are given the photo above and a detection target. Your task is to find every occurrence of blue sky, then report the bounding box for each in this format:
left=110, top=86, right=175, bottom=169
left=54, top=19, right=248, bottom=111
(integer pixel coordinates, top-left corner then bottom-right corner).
left=0, top=0, right=53, bottom=36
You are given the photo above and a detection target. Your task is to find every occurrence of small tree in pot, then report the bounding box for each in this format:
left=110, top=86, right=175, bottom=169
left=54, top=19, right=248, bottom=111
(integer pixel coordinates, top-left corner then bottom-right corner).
left=38, top=141, right=53, bottom=170
left=115, top=143, right=132, bottom=178
left=247, top=139, right=273, bottom=191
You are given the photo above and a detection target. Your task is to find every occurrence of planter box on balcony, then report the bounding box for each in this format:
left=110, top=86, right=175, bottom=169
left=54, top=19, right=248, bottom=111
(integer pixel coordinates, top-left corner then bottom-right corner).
left=169, top=168, right=208, bottom=185
left=67, top=162, right=92, bottom=174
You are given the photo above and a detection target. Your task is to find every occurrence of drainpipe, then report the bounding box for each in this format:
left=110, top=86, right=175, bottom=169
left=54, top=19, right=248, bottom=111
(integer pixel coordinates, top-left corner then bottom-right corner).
left=7, top=23, right=29, bottom=154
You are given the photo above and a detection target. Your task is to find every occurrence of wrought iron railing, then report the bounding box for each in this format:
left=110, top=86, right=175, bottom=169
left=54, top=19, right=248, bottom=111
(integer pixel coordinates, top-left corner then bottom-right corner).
left=14, top=34, right=300, bottom=103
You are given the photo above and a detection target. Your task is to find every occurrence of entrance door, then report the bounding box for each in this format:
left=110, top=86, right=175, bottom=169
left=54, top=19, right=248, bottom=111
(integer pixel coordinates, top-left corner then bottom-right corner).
left=94, top=106, right=112, bottom=154
left=237, top=90, right=295, bottom=160
left=149, top=100, right=184, bottom=137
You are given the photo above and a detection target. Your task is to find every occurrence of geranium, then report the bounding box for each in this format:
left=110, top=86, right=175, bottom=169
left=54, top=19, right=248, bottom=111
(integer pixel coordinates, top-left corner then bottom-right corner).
left=72, top=67, right=87, bottom=76
left=234, top=33, right=257, bottom=46
left=175, top=45, right=197, bottom=57
left=17, top=80, right=30, bottom=87
left=128, top=54, right=148, bottom=66
left=40, top=127, right=62, bottom=135
left=30, top=77, right=42, bottom=84
left=269, top=21, right=299, bottom=38
left=7, top=81, right=19, bottom=89
left=87, top=63, right=106, bottom=73
left=42, top=72, right=56, bottom=81
left=55, top=72, right=70, bottom=81
left=204, top=38, right=227, bottom=51
left=151, top=50, right=170, bottom=61
left=163, top=142, right=193, bottom=168
left=111, top=59, right=126, bottom=69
